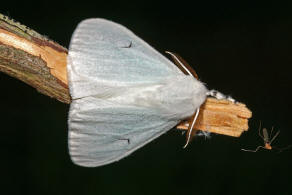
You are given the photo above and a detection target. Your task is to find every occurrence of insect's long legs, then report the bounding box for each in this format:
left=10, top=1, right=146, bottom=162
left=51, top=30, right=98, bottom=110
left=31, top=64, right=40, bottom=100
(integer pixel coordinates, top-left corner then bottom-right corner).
left=258, top=121, right=264, bottom=140
left=270, top=130, right=280, bottom=144
left=270, top=126, right=274, bottom=140
left=241, top=146, right=265, bottom=152
left=273, top=145, right=292, bottom=153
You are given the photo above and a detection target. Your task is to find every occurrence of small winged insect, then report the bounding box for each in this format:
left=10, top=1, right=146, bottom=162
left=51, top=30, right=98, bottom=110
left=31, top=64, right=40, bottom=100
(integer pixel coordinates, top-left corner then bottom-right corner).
left=67, top=18, right=235, bottom=167
left=241, top=122, right=291, bottom=153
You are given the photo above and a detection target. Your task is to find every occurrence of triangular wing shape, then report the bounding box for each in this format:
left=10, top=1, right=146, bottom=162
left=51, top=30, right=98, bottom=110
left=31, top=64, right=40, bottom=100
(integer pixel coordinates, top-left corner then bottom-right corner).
left=67, top=18, right=183, bottom=99
left=67, top=18, right=207, bottom=167
left=68, top=97, right=181, bottom=167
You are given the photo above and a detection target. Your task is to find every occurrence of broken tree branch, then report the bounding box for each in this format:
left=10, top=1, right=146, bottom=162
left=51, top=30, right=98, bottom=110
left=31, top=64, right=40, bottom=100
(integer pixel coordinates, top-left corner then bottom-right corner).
left=176, top=98, right=252, bottom=137
left=0, top=13, right=69, bottom=103
left=0, top=13, right=252, bottom=136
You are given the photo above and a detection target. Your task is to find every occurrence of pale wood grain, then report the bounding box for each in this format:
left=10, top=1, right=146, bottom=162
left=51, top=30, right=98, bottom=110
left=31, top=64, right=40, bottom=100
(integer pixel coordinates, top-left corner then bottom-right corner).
left=176, top=98, right=252, bottom=137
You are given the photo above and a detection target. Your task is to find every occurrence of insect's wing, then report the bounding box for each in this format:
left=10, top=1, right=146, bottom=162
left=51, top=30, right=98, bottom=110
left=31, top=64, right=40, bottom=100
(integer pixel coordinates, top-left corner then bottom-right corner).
left=67, top=18, right=207, bottom=167
left=69, top=97, right=180, bottom=167
left=67, top=18, right=183, bottom=99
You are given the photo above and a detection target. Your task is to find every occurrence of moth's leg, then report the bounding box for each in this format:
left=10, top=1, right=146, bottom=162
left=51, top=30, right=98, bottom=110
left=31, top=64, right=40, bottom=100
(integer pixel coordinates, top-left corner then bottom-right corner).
left=197, top=130, right=211, bottom=140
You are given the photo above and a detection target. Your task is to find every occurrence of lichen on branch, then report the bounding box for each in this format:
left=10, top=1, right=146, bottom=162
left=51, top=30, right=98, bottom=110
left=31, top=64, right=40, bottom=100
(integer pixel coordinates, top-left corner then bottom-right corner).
left=0, top=13, right=70, bottom=103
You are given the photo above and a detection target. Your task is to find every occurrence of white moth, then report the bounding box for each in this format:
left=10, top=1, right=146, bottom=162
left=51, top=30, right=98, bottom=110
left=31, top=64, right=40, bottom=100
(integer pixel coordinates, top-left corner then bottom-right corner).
left=67, top=18, right=228, bottom=167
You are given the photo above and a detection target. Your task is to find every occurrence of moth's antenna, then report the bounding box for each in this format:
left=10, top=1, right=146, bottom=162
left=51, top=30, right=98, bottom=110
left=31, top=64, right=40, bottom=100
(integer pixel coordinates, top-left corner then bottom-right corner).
left=183, top=108, right=200, bottom=148
left=165, top=51, right=198, bottom=79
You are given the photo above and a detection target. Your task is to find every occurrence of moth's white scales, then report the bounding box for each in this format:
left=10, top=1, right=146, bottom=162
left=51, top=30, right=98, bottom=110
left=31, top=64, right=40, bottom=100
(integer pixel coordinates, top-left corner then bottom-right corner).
left=207, top=89, right=235, bottom=103
left=67, top=18, right=208, bottom=167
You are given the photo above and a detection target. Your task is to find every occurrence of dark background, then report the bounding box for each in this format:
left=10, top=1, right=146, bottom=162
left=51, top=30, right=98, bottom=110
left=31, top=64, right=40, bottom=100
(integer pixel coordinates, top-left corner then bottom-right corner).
left=1, top=1, right=292, bottom=195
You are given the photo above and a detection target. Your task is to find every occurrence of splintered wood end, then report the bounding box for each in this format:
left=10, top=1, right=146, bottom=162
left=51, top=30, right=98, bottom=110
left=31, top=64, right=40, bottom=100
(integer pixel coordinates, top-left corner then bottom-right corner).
left=176, top=98, right=252, bottom=137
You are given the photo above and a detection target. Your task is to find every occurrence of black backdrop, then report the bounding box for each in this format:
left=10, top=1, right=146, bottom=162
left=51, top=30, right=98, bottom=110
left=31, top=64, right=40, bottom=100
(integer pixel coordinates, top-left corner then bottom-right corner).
left=1, top=1, right=292, bottom=195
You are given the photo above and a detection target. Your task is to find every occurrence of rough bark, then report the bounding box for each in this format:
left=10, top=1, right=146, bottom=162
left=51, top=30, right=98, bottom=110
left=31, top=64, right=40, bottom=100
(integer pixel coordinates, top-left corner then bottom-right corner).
left=0, top=13, right=70, bottom=103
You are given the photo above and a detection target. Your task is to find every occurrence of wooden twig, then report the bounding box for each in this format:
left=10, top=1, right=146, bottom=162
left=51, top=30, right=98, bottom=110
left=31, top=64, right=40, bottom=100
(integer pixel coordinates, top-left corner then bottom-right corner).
left=0, top=13, right=70, bottom=103
left=0, top=13, right=252, bottom=136
left=176, top=98, right=252, bottom=137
